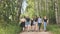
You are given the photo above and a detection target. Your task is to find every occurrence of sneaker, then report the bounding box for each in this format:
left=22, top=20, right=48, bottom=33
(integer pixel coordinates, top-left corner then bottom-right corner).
left=44, top=30, right=47, bottom=32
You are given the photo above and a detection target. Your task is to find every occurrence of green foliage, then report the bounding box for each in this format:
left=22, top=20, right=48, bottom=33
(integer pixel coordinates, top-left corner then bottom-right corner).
left=47, top=24, right=60, bottom=34
left=0, top=21, right=22, bottom=34
left=0, top=0, right=22, bottom=34
left=0, top=0, right=19, bottom=22
left=26, top=0, right=56, bottom=23
left=26, top=0, right=35, bottom=18
left=48, top=0, right=56, bottom=23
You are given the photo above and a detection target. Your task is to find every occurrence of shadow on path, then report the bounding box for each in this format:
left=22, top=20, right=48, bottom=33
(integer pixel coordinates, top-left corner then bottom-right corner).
left=20, top=31, right=52, bottom=34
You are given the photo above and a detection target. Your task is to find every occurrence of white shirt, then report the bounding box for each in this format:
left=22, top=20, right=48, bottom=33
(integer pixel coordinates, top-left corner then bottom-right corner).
left=38, top=18, right=42, bottom=23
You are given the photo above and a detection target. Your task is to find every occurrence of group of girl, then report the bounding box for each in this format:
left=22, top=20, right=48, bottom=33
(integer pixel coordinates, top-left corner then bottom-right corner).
left=20, top=15, right=48, bottom=32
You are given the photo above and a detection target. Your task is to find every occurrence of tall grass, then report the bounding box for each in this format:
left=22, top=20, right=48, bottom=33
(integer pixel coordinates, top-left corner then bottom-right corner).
left=0, top=21, right=22, bottom=34
left=47, top=24, right=60, bottom=34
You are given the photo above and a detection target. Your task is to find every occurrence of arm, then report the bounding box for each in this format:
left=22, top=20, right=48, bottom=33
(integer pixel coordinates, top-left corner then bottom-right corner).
left=42, top=19, right=44, bottom=24
left=47, top=19, right=49, bottom=25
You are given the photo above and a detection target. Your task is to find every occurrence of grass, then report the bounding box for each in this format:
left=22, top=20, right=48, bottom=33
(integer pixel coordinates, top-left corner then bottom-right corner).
left=0, top=21, right=22, bottom=34
left=0, top=19, right=60, bottom=34
left=47, top=24, right=60, bottom=34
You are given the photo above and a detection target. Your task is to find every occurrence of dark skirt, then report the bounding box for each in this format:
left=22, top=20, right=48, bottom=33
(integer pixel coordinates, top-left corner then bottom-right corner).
left=31, top=22, right=34, bottom=26
left=20, top=22, right=25, bottom=27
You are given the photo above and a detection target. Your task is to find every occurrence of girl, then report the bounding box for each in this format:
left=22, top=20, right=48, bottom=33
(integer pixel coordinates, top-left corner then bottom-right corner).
left=33, top=16, right=38, bottom=31
left=38, top=16, right=42, bottom=31
left=31, top=18, right=34, bottom=31
left=25, top=16, right=30, bottom=32
left=43, top=16, right=48, bottom=31
left=20, top=17, right=26, bottom=31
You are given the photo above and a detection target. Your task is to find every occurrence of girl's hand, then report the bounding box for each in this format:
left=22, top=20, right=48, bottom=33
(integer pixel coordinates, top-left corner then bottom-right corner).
left=47, top=20, right=49, bottom=25
left=42, top=21, right=44, bottom=24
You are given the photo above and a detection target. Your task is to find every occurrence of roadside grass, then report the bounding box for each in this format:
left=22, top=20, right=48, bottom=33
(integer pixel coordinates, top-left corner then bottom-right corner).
left=47, top=24, right=60, bottom=34
left=0, top=22, right=22, bottom=34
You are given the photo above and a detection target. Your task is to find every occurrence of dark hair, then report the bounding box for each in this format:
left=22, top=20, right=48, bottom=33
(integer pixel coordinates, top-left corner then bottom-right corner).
left=40, top=16, right=41, bottom=18
left=38, top=16, right=41, bottom=18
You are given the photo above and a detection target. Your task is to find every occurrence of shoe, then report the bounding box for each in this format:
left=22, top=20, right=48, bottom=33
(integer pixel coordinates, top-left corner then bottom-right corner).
left=44, top=30, right=47, bottom=32
left=28, top=31, right=30, bottom=32
left=36, top=30, right=38, bottom=32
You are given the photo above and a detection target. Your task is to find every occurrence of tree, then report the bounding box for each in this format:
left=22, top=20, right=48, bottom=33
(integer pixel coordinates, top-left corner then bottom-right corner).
left=0, top=0, right=23, bottom=24
left=17, top=0, right=23, bottom=23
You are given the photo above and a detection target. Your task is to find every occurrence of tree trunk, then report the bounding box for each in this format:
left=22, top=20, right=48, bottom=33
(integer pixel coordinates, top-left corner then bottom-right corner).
left=17, top=0, right=23, bottom=23
left=54, top=0, right=58, bottom=24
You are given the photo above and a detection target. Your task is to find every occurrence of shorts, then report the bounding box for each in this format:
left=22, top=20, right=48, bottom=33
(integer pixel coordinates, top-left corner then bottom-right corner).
left=25, top=21, right=30, bottom=27
left=33, top=21, right=37, bottom=25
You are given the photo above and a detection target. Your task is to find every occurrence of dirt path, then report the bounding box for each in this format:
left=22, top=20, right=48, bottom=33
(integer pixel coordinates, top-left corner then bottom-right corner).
left=20, top=31, right=52, bottom=34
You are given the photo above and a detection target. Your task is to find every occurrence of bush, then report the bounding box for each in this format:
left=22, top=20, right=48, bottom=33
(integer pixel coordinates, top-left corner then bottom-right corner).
left=0, top=22, right=22, bottom=34
left=47, top=24, right=60, bottom=34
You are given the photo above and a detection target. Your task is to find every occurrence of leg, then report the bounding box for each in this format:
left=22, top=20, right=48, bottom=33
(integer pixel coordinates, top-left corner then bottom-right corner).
left=25, top=25, right=27, bottom=31
left=25, top=22, right=28, bottom=31
left=38, top=23, right=40, bottom=30
left=38, top=23, right=41, bottom=31
left=39, top=23, right=41, bottom=30
left=28, top=25, right=30, bottom=31
left=35, top=23, right=38, bottom=31
left=23, top=27, right=25, bottom=31
left=44, top=22, right=46, bottom=31
left=33, top=25, right=35, bottom=31
left=31, top=25, right=33, bottom=31
left=34, top=24, right=36, bottom=31
left=32, top=26, right=34, bottom=31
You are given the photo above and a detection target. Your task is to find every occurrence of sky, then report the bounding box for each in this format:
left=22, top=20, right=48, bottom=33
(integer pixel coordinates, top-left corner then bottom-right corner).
left=21, top=0, right=28, bottom=14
